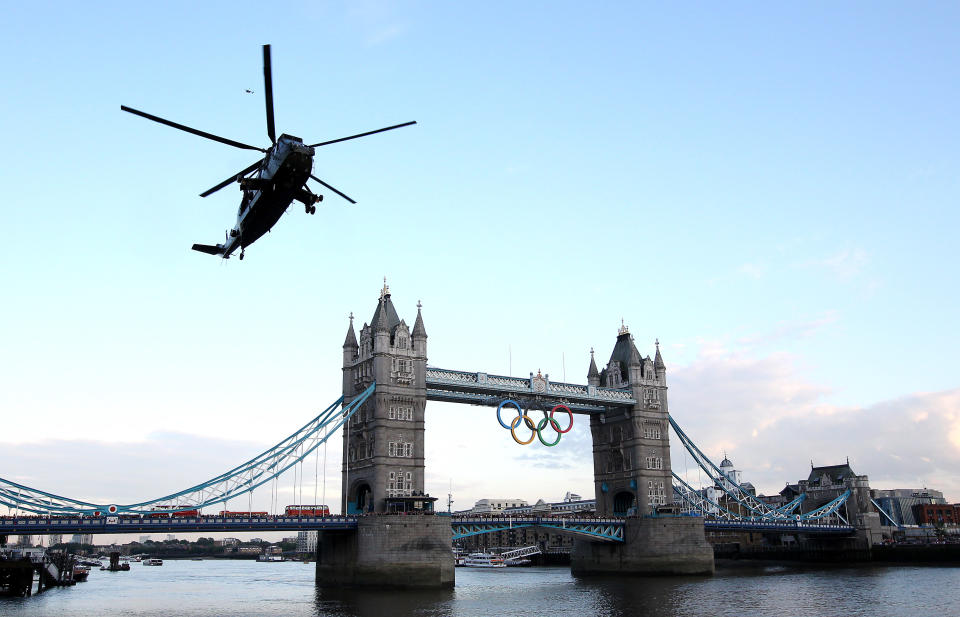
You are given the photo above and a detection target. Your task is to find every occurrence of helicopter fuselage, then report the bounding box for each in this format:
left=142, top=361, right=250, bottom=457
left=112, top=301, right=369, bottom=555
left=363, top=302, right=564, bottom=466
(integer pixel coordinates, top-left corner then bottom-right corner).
left=219, top=134, right=315, bottom=258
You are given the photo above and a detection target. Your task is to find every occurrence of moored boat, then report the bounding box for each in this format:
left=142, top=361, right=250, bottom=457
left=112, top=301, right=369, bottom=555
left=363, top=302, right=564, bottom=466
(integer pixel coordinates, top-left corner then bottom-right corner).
left=462, top=552, right=507, bottom=568
left=143, top=558, right=163, bottom=566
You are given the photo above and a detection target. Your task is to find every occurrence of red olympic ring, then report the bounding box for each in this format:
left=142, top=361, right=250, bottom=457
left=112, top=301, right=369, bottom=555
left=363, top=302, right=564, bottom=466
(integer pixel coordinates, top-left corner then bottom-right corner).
left=550, top=405, right=574, bottom=434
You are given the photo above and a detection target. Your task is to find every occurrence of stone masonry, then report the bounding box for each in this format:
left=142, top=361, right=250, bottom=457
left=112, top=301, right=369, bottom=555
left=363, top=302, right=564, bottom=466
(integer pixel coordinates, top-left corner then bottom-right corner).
left=341, top=282, right=428, bottom=513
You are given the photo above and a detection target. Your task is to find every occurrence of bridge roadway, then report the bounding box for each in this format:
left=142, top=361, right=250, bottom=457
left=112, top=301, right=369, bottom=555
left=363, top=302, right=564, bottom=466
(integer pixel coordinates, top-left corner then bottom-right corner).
left=0, top=514, right=853, bottom=538
left=425, top=367, right=636, bottom=413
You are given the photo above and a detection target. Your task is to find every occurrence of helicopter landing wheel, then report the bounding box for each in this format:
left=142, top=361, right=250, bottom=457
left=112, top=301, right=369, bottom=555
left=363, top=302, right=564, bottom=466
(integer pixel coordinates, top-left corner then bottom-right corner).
left=239, top=252, right=245, bottom=261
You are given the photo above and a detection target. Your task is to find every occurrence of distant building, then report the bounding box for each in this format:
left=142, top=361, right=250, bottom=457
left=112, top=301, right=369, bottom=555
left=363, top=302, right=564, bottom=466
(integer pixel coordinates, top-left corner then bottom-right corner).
left=297, top=531, right=318, bottom=555
left=71, top=534, right=92, bottom=545
left=798, top=461, right=873, bottom=523
left=718, top=456, right=742, bottom=491
left=872, top=488, right=947, bottom=527
left=913, top=503, right=957, bottom=526
left=467, top=498, right=529, bottom=514
left=47, top=534, right=62, bottom=546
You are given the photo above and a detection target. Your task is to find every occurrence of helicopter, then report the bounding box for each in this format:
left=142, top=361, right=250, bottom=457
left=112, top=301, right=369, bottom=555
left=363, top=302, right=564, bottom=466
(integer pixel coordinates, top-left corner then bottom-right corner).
left=121, top=45, right=415, bottom=260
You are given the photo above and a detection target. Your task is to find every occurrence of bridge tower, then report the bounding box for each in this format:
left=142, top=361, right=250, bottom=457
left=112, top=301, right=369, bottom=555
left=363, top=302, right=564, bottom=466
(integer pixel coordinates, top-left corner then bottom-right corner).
left=317, top=282, right=451, bottom=588
left=589, top=324, right=672, bottom=516
left=340, top=281, right=428, bottom=514
left=573, top=324, right=714, bottom=576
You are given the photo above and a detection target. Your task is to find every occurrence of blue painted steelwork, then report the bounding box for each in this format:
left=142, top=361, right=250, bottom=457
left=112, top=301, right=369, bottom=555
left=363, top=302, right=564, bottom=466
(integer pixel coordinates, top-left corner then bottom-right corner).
left=451, top=516, right=624, bottom=542
left=704, top=519, right=854, bottom=534
left=425, top=367, right=635, bottom=413
left=0, top=383, right=377, bottom=516
left=0, top=515, right=359, bottom=535
left=669, top=415, right=851, bottom=522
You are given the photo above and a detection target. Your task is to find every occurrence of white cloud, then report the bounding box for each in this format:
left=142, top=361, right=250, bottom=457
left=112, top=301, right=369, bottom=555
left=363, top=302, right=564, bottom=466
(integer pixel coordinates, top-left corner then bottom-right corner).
left=669, top=346, right=960, bottom=502
left=810, top=248, right=869, bottom=279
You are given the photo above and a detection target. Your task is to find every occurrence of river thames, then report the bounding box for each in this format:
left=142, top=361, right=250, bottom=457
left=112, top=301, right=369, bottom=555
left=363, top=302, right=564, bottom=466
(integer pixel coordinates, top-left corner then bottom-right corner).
left=2, top=560, right=958, bottom=617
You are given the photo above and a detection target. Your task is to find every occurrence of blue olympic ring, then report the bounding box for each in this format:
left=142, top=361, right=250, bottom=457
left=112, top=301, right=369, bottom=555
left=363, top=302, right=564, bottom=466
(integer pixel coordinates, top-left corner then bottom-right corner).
left=496, top=399, right=523, bottom=429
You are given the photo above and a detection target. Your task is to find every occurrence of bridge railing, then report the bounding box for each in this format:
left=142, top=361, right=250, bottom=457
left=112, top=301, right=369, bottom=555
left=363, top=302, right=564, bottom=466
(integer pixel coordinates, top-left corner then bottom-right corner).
left=425, top=367, right=636, bottom=407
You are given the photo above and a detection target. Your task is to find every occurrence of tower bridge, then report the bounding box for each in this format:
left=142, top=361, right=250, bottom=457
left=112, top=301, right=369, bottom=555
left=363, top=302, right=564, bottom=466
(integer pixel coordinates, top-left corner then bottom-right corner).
left=0, top=283, right=870, bottom=588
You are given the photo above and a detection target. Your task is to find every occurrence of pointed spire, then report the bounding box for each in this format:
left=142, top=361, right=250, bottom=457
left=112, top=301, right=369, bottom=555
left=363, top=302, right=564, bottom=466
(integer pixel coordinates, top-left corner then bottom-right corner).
left=412, top=299, right=427, bottom=338
left=654, top=338, right=665, bottom=369
left=628, top=335, right=643, bottom=366
left=587, top=347, right=599, bottom=378
left=343, top=312, right=358, bottom=349
left=375, top=296, right=390, bottom=332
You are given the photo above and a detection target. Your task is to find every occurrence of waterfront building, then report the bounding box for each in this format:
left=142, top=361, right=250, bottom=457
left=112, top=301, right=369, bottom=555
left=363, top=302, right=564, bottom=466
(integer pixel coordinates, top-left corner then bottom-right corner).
left=871, top=488, right=947, bottom=527
left=798, top=462, right=873, bottom=523
left=467, top=498, right=529, bottom=514
left=912, top=503, right=956, bottom=526
left=70, top=533, right=92, bottom=545
left=718, top=456, right=742, bottom=491
left=297, top=531, right=318, bottom=554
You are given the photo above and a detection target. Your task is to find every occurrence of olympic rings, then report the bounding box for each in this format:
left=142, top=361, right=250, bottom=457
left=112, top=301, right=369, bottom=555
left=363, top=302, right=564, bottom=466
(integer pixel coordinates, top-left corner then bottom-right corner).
left=496, top=399, right=523, bottom=429
left=497, top=400, right=574, bottom=446
left=510, top=414, right=537, bottom=445
left=550, top=405, right=574, bottom=434
left=537, top=417, right=562, bottom=446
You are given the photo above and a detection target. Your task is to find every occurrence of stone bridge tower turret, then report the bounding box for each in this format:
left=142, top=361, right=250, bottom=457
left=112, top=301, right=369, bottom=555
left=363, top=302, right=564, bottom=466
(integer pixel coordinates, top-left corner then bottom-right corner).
left=341, top=282, right=427, bottom=513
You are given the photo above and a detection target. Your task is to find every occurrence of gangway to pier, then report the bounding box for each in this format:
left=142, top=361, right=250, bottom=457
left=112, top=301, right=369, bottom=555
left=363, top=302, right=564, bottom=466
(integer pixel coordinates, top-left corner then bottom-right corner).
left=499, top=545, right=541, bottom=561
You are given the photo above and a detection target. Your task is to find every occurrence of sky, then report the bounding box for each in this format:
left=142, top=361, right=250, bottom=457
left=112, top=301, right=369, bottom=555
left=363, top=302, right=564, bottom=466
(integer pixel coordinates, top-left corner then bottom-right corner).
left=2, top=2, right=959, bottom=533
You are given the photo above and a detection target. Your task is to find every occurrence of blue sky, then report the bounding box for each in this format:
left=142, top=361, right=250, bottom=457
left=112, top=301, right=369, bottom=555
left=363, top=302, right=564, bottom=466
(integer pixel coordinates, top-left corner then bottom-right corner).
left=2, top=2, right=958, bottom=519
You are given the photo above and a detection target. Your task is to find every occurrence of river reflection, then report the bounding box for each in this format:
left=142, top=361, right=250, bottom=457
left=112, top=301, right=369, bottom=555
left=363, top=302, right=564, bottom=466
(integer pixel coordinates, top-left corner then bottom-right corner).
left=313, top=565, right=960, bottom=617
left=2, top=560, right=957, bottom=617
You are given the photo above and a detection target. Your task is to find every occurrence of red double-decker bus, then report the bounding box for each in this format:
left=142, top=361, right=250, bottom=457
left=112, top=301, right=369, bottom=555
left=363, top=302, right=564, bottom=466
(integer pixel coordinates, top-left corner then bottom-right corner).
left=284, top=505, right=330, bottom=516
left=148, top=506, right=200, bottom=518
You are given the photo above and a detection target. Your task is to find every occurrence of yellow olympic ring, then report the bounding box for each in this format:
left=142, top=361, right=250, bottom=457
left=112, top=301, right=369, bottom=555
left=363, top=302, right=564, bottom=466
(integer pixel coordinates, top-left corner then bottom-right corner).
left=510, top=414, right=536, bottom=445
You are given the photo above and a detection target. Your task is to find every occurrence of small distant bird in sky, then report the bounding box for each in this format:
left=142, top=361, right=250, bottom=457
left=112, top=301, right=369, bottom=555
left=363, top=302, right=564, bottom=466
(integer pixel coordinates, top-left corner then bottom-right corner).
left=245, top=89, right=254, bottom=94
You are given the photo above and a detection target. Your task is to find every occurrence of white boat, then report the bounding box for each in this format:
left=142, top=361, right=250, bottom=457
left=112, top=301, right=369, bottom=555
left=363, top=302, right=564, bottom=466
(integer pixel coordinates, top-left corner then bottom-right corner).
left=462, top=552, right=506, bottom=568
left=143, top=558, right=163, bottom=566
left=257, top=554, right=284, bottom=562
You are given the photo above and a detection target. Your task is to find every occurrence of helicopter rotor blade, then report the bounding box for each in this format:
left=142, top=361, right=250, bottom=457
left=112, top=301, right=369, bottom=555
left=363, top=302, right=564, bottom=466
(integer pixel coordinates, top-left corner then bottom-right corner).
left=200, top=160, right=263, bottom=198
left=263, top=45, right=276, bottom=144
left=121, top=106, right=266, bottom=152
left=310, top=174, right=357, bottom=204
left=308, top=121, right=417, bottom=148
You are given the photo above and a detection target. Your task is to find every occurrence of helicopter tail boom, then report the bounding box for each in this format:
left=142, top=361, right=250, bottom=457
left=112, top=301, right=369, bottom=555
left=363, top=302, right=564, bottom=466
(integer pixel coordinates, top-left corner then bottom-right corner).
left=191, top=243, right=225, bottom=256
